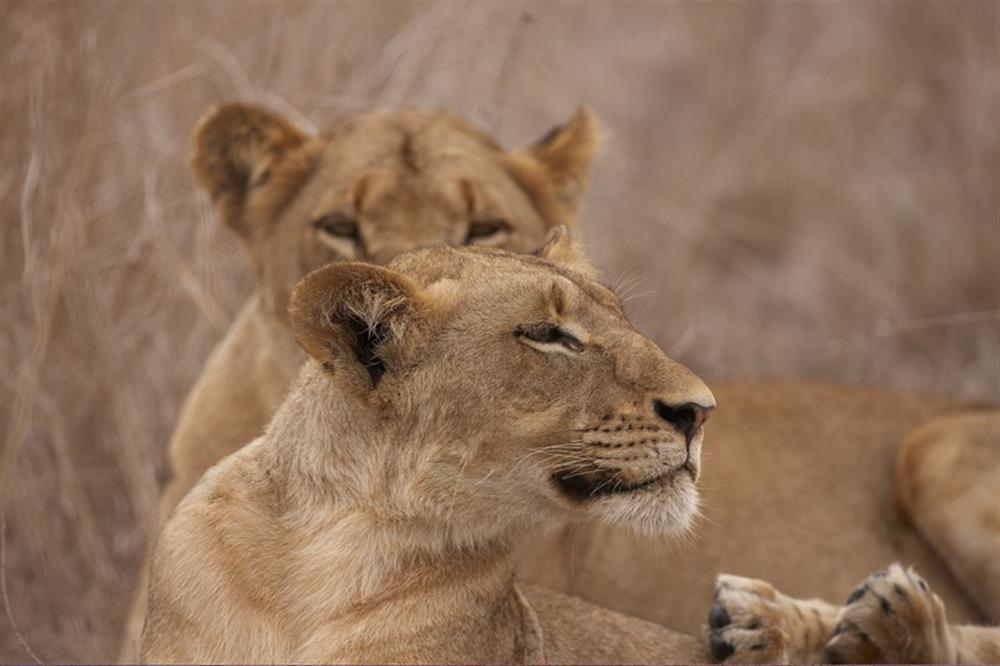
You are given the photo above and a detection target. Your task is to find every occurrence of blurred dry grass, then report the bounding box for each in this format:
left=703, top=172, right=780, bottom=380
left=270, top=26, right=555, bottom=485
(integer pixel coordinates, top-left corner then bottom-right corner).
left=1, top=1, right=997, bottom=661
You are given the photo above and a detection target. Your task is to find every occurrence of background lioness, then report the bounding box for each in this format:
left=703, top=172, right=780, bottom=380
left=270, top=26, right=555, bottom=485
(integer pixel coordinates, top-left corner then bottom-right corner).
left=121, top=102, right=600, bottom=658
left=143, top=233, right=716, bottom=663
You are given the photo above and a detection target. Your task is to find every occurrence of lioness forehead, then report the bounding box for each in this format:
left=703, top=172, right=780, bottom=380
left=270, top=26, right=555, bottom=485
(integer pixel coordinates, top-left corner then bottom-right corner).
left=322, top=109, right=504, bottom=167
left=391, top=246, right=625, bottom=316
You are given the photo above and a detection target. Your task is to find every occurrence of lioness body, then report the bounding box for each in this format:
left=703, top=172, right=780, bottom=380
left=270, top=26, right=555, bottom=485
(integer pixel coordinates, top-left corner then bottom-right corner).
left=518, top=382, right=990, bottom=635
left=143, top=240, right=716, bottom=663
left=145, top=436, right=705, bottom=664
left=166, top=336, right=993, bottom=638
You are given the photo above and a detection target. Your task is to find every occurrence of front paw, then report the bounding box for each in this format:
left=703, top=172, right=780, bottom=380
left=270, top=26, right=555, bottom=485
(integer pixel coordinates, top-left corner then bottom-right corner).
left=824, top=564, right=955, bottom=664
left=707, top=574, right=793, bottom=663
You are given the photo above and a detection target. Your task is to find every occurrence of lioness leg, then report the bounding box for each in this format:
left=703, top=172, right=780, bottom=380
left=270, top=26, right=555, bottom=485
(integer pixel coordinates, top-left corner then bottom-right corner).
left=895, top=409, right=1000, bottom=622
left=706, top=574, right=839, bottom=663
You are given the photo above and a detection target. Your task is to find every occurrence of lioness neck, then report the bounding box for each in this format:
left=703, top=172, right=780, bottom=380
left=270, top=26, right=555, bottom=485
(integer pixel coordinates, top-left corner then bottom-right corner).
left=244, top=365, right=528, bottom=662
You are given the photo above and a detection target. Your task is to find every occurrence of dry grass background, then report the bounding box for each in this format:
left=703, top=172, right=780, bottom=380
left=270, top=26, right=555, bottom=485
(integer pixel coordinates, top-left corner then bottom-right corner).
left=1, top=1, right=997, bottom=661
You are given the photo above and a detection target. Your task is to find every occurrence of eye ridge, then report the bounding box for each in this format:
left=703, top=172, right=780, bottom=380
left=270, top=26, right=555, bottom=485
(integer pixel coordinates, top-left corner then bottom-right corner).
left=465, top=218, right=511, bottom=244
left=516, top=322, right=585, bottom=353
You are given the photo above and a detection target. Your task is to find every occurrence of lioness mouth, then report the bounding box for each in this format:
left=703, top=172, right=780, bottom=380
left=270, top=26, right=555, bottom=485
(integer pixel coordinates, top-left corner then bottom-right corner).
left=553, top=465, right=692, bottom=501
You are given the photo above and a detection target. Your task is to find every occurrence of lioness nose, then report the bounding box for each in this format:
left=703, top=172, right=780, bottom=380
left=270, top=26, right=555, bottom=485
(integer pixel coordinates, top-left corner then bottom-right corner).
left=653, top=399, right=713, bottom=443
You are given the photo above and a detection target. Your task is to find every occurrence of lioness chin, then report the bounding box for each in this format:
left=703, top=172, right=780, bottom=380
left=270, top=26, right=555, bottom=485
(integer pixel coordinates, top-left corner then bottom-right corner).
left=142, top=231, right=716, bottom=664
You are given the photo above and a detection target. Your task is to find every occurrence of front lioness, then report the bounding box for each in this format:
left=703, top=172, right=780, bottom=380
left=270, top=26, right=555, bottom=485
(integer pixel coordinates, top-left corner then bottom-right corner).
left=142, top=232, right=715, bottom=663
left=123, top=103, right=598, bottom=658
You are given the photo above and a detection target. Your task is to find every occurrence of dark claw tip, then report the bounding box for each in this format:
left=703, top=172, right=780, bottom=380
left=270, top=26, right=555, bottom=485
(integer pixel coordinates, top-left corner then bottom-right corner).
left=708, top=604, right=732, bottom=630
left=709, top=634, right=735, bottom=661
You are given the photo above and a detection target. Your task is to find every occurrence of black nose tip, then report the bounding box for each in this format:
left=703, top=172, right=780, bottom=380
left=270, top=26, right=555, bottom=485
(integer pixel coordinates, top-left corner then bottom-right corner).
left=652, top=400, right=711, bottom=442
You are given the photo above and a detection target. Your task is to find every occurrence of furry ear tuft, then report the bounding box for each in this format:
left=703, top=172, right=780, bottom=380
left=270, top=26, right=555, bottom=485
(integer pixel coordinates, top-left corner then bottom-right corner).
left=530, top=107, right=601, bottom=203
left=289, top=263, right=425, bottom=390
left=505, top=107, right=601, bottom=227
left=191, top=102, right=311, bottom=235
left=536, top=226, right=599, bottom=279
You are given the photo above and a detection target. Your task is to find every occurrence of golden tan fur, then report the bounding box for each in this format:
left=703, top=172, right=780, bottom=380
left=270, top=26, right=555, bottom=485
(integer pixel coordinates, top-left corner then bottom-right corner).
left=121, top=103, right=600, bottom=659
left=895, top=410, right=1000, bottom=622
left=141, top=236, right=715, bottom=663
left=518, top=385, right=998, bottom=635
left=707, top=564, right=999, bottom=663
left=129, top=103, right=998, bottom=663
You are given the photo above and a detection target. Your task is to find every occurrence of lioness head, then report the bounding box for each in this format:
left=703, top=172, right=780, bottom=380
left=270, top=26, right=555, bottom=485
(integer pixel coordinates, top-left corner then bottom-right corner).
left=287, top=228, right=715, bottom=540
left=193, top=103, right=599, bottom=315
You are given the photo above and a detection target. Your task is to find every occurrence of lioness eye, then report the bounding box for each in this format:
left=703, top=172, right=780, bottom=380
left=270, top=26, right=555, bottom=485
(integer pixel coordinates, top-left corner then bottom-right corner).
left=465, top=219, right=510, bottom=244
left=314, top=213, right=360, bottom=241
left=515, top=322, right=585, bottom=353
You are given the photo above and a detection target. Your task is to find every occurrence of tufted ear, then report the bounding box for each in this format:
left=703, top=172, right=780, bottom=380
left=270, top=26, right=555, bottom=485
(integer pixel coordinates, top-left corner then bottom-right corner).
left=191, top=102, right=314, bottom=236
left=506, top=107, right=601, bottom=226
left=536, top=226, right=599, bottom=279
left=289, top=262, right=430, bottom=392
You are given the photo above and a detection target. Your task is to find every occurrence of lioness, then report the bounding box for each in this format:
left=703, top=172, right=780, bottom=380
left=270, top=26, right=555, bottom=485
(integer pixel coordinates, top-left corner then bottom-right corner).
left=141, top=232, right=717, bottom=663
left=131, top=102, right=997, bottom=658
left=122, top=102, right=599, bottom=658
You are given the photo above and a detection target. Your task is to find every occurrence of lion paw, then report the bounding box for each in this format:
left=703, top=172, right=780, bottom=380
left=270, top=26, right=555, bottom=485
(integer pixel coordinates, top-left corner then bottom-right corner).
left=707, top=574, right=803, bottom=663
left=824, top=564, right=956, bottom=664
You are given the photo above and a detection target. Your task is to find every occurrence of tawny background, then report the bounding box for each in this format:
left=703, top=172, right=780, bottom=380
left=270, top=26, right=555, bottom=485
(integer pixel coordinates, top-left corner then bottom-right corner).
left=1, top=2, right=997, bottom=661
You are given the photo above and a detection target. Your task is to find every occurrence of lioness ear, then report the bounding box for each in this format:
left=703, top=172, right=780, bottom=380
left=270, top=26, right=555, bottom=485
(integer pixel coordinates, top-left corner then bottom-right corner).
left=506, top=107, right=601, bottom=225
left=536, top=226, right=599, bottom=279
left=192, top=102, right=312, bottom=235
left=289, top=263, right=427, bottom=391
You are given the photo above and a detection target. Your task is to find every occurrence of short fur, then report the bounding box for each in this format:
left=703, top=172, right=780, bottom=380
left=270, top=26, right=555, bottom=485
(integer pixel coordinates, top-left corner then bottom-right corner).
left=894, top=410, right=1000, bottom=622
left=128, top=103, right=998, bottom=659
left=121, top=104, right=600, bottom=659
left=141, top=237, right=715, bottom=663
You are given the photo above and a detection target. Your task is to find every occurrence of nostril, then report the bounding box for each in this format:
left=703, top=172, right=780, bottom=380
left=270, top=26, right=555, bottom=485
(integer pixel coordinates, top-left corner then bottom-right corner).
left=653, top=399, right=711, bottom=443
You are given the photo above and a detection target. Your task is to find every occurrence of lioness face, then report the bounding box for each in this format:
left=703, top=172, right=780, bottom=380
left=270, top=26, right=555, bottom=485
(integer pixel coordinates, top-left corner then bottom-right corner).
left=192, top=104, right=598, bottom=316
left=290, top=229, right=715, bottom=540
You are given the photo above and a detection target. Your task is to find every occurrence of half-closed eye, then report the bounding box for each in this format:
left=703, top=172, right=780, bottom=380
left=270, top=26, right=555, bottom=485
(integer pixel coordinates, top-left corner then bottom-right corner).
left=515, top=321, right=585, bottom=354
left=465, top=218, right=511, bottom=246
left=314, top=212, right=360, bottom=242
left=313, top=212, right=363, bottom=258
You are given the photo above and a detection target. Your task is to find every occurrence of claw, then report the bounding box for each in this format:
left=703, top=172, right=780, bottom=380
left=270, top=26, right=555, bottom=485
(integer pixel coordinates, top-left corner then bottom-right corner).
left=709, top=633, right=735, bottom=661
left=708, top=604, right=732, bottom=630
left=846, top=585, right=867, bottom=604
